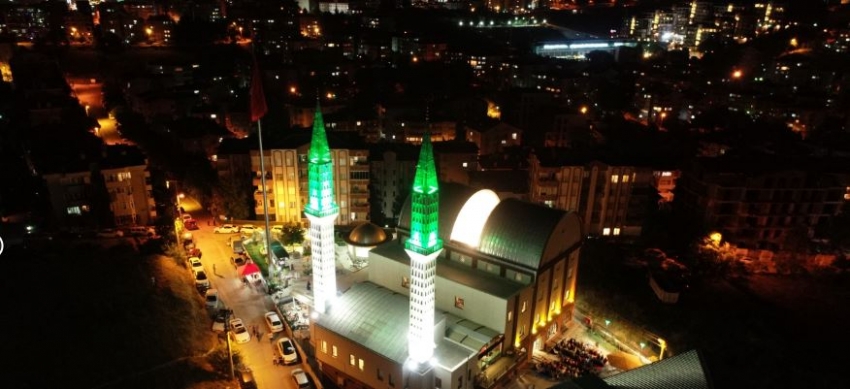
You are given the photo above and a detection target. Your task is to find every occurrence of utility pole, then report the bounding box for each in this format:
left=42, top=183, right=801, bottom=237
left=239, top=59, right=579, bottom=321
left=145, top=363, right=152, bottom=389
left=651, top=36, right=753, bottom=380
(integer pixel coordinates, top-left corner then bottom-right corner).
left=226, top=309, right=235, bottom=379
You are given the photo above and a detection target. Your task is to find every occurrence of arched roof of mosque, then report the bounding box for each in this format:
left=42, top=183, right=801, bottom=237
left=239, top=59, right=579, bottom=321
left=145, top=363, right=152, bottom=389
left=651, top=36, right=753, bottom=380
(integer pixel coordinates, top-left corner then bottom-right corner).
left=398, top=183, right=583, bottom=270
left=345, top=222, right=390, bottom=247
left=478, top=199, right=582, bottom=269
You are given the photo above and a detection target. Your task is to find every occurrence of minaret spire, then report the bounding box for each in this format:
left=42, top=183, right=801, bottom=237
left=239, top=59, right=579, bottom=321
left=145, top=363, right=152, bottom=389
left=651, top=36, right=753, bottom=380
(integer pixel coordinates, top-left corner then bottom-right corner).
left=305, top=102, right=339, bottom=314
left=405, top=130, right=443, bottom=364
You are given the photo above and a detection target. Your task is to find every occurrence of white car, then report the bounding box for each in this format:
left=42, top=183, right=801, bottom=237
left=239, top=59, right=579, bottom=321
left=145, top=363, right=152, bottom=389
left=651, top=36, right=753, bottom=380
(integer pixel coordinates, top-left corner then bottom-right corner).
left=189, top=257, right=204, bottom=273
left=277, top=337, right=299, bottom=364
left=271, top=225, right=283, bottom=235
left=240, top=225, right=256, bottom=235
left=205, top=289, right=219, bottom=308
left=96, top=228, right=124, bottom=238
left=194, top=270, right=210, bottom=289
left=291, top=368, right=310, bottom=388
left=265, top=311, right=284, bottom=333
left=230, top=318, right=251, bottom=344
left=214, top=224, right=239, bottom=234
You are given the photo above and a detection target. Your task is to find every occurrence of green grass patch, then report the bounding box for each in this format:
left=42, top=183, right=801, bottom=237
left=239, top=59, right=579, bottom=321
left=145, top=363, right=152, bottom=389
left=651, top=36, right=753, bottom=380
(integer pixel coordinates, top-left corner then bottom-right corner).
left=244, top=241, right=269, bottom=276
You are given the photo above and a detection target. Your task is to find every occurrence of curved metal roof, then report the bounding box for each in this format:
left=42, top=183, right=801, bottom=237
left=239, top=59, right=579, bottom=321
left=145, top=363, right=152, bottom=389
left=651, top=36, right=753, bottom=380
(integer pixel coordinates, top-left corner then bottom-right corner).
left=478, top=199, right=580, bottom=269
left=398, top=182, right=480, bottom=242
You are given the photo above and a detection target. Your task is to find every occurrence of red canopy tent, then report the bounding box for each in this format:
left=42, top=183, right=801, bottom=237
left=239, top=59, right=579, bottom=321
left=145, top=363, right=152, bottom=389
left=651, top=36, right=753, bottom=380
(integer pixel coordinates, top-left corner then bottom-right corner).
left=240, top=261, right=261, bottom=277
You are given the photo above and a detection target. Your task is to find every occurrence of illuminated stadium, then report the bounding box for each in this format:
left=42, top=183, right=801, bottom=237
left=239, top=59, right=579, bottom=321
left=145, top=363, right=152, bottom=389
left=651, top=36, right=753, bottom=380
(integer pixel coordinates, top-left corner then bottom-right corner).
left=531, top=26, right=637, bottom=60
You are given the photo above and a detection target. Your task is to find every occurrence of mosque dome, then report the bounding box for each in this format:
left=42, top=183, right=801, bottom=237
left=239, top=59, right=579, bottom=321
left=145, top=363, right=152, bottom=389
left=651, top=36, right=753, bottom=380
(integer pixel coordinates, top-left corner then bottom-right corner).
left=345, top=222, right=390, bottom=247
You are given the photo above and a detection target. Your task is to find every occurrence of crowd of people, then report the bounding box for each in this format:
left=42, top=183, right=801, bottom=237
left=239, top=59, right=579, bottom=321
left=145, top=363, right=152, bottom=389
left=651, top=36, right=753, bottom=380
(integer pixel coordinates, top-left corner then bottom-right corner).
left=535, top=338, right=607, bottom=380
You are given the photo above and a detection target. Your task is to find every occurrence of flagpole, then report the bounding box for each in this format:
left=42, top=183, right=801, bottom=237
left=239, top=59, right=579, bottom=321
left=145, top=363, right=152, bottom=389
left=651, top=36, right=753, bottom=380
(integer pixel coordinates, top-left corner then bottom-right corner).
left=253, top=47, right=277, bottom=290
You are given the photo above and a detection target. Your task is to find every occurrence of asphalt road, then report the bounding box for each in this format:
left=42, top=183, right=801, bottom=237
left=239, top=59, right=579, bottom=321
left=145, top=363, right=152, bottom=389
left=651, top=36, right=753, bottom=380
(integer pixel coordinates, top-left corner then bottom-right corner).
left=189, top=214, right=299, bottom=389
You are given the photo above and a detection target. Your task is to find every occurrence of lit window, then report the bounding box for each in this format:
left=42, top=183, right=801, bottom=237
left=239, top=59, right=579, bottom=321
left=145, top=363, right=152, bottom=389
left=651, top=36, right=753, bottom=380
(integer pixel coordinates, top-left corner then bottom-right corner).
left=622, top=175, right=630, bottom=183
left=613, top=228, right=621, bottom=236
left=611, top=175, right=619, bottom=183
left=359, top=358, right=365, bottom=371
left=603, top=228, right=611, bottom=236
left=521, top=301, right=527, bottom=313
left=508, top=311, right=513, bottom=322
left=512, top=132, right=517, bottom=140
left=462, top=162, right=468, bottom=168
left=321, top=340, right=327, bottom=353
left=67, top=206, right=81, bottom=215
left=332, top=345, right=338, bottom=357
left=401, top=276, right=410, bottom=288
left=454, top=296, right=464, bottom=309
left=350, top=354, right=355, bottom=365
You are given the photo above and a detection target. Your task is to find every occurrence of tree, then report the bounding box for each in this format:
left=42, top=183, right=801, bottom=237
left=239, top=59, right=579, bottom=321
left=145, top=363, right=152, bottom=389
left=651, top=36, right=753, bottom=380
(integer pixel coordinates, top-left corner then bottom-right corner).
left=213, top=176, right=251, bottom=220
left=280, top=222, right=306, bottom=250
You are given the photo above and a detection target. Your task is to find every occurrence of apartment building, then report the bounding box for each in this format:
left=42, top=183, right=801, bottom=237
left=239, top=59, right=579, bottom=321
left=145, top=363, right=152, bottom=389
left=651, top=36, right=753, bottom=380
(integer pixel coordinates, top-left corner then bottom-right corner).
left=675, top=156, right=850, bottom=250
left=41, top=145, right=156, bottom=228
left=528, top=151, right=662, bottom=238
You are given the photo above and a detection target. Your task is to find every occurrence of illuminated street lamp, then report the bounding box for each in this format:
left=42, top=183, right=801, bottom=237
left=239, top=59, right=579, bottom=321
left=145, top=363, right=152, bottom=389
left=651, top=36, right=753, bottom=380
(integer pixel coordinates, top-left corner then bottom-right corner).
left=732, top=69, right=743, bottom=79
left=145, top=27, right=153, bottom=36
left=709, top=231, right=722, bottom=246
left=580, top=106, right=588, bottom=115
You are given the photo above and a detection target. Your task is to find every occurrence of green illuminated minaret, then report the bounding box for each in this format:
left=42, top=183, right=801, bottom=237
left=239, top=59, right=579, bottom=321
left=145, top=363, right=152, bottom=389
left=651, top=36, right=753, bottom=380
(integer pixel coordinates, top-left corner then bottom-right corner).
left=304, top=103, right=339, bottom=314
left=405, top=131, right=443, bottom=364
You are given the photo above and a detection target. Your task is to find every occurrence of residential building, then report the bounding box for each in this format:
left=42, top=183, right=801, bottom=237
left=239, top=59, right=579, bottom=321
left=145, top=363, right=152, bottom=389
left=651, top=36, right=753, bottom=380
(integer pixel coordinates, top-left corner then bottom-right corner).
left=528, top=152, right=657, bottom=238
left=675, top=155, right=850, bottom=250
left=41, top=145, right=156, bottom=228
left=466, top=122, right=523, bottom=156
left=432, top=140, right=479, bottom=185
left=217, top=120, right=369, bottom=225
left=369, top=143, right=419, bottom=225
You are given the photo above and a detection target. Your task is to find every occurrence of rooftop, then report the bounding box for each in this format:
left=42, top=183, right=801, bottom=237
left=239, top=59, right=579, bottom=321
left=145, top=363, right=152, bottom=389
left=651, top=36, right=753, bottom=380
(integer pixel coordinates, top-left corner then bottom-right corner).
left=370, top=241, right=526, bottom=300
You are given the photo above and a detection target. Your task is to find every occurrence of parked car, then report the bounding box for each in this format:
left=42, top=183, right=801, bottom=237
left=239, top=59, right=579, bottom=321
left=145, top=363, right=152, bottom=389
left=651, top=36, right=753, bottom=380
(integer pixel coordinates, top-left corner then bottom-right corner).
left=127, top=226, right=155, bottom=237
left=231, top=256, right=247, bottom=268
left=240, top=225, right=256, bottom=236
left=212, top=309, right=228, bottom=332
left=265, top=311, right=284, bottom=333
left=230, top=318, right=251, bottom=344
left=96, top=228, right=124, bottom=238
left=214, top=224, right=239, bottom=234
left=188, top=257, right=203, bottom=272
left=184, top=219, right=200, bottom=230
left=231, top=239, right=245, bottom=254
left=291, top=368, right=310, bottom=389
left=187, top=247, right=202, bottom=258
left=237, top=369, right=258, bottom=389
left=205, top=289, right=219, bottom=308
left=277, top=337, right=299, bottom=365
left=194, top=270, right=210, bottom=288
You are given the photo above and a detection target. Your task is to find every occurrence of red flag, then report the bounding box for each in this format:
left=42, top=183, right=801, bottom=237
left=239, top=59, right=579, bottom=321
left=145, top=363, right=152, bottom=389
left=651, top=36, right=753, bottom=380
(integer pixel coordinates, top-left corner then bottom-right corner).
left=250, top=54, right=268, bottom=122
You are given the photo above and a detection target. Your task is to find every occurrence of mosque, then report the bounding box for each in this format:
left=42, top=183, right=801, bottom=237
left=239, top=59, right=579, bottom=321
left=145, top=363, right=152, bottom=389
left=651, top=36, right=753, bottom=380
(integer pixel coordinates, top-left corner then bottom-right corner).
left=301, top=106, right=584, bottom=389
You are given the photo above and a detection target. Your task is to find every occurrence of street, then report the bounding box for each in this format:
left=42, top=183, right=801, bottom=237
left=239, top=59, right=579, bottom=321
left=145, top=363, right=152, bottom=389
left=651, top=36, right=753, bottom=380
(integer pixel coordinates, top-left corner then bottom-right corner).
left=68, top=78, right=125, bottom=146
left=189, top=211, right=298, bottom=389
